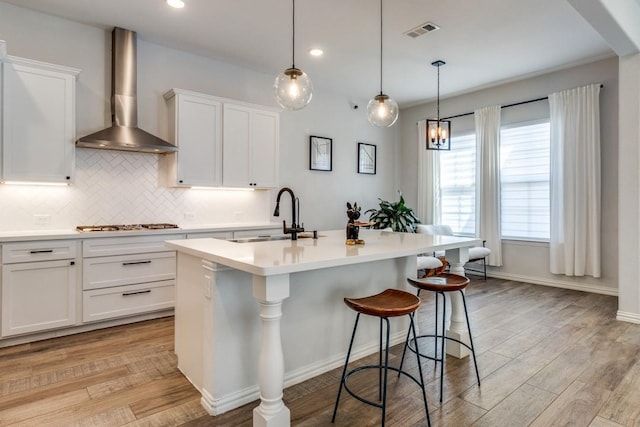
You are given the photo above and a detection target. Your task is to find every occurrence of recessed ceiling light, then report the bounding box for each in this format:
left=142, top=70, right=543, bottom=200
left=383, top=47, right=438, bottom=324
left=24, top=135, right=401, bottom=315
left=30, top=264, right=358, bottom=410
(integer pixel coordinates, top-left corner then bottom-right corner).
left=166, top=0, right=185, bottom=9
left=309, top=48, right=324, bottom=57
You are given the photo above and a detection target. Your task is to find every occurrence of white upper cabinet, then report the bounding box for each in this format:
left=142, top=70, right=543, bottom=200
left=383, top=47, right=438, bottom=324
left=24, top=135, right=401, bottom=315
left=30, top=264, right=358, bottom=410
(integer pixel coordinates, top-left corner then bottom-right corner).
left=222, top=103, right=279, bottom=188
left=163, top=89, right=279, bottom=189
left=1, top=51, right=80, bottom=184
left=163, top=89, right=222, bottom=187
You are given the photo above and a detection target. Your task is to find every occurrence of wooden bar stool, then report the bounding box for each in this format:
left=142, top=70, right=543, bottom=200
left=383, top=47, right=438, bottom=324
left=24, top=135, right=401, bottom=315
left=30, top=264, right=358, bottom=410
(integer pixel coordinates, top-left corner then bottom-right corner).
left=399, top=273, right=480, bottom=402
left=332, top=288, right=431, bottom=427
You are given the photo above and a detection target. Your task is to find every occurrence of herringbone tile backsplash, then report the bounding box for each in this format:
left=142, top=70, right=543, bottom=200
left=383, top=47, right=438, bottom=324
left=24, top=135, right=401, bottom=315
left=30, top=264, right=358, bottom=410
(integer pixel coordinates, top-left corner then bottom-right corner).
left=0, top=149, right=269, bottom=231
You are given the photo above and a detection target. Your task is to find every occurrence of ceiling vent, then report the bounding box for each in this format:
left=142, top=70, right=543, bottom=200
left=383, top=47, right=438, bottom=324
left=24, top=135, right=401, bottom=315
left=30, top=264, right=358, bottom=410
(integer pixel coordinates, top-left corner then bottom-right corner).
left=404, top=21, right=440, bottom=38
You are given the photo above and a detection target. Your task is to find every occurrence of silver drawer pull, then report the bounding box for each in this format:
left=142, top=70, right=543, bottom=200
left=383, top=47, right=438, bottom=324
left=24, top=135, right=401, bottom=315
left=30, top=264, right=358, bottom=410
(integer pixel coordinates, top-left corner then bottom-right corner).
left=122, top=260, right=152, bottom=266
left=122, top=289, right=151, bottom=296
left=30, top=249, right=53, bottom=254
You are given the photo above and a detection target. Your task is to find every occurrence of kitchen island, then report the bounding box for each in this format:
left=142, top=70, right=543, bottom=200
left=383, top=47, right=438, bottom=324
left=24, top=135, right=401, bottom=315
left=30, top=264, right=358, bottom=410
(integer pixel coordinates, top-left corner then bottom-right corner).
left=165, top=229, right=481, bottom=427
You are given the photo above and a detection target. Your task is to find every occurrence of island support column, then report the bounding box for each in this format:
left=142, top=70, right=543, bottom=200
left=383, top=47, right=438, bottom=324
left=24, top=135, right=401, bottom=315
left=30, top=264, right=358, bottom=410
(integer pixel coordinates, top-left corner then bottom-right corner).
left=444, top=246, right=471, bottom=358
left=252, top=273, right=291, bottom=427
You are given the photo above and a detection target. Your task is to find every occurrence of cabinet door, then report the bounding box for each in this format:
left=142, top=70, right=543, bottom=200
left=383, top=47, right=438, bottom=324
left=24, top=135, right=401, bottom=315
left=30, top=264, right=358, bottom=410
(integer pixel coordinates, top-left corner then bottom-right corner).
left=222, top=103, right=251, bottom=187
left=2, top=60, right=78, bottom=183
left=250, top=109, right=279, bottom=188
left=222, top=103, right=279, bottom=188
left=173, top=93, right=222, bottom=186
left=2, top=259, right=77, bottom=337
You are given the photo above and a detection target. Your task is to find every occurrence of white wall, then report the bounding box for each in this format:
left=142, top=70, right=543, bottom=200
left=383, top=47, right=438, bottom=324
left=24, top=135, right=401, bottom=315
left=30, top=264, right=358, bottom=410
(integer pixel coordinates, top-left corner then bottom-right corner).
left=0, top=2, right=398, bottom=232
left=617, top=52, right=640, bottom=322
left=399, top=57, right=619, bottom=294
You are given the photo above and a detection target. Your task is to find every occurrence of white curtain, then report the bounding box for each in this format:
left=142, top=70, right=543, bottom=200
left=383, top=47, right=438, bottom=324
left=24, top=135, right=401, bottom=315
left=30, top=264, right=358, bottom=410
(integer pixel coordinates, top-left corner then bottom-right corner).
left=549, top=84, right=601, bottom=277
left=417, top=120, right=440, bottom=225
left=475, top=106, right=503, bottom=266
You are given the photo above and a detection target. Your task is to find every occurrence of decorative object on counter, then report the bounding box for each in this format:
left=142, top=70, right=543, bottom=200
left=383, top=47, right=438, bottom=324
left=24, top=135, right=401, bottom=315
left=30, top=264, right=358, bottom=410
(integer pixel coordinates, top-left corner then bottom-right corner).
left=309, top=136, right=332, bottom=171
left=426, top=60, right=451, bottom=150
left=273, top=0, right=313, bottom=110
left=366, top=0, right=399, bottom=127
left=365, top=191, right=421, bottom=232
left=345, top=202, right=364, bottom=244
left=273, top=187, right=305, bottom=240
left=357, top=143, right=376, bottom=174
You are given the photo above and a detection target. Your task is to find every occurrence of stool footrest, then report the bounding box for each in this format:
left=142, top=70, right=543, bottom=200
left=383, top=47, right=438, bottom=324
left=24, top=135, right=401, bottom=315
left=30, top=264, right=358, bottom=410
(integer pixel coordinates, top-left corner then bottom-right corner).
left=343, top=364, right=424, bottom=410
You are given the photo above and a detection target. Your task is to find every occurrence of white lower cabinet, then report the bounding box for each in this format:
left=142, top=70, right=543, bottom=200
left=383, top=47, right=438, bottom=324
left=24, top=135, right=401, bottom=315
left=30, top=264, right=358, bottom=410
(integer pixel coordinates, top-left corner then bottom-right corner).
left=81, top=235, right=183, bottom=323
left=1, top=241, right=78, bottom=337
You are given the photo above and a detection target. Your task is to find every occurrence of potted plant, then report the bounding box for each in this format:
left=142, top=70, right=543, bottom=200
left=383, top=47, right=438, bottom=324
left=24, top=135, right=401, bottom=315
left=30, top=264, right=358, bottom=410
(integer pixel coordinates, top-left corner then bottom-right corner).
left=365, top=191, right=421, bottom=232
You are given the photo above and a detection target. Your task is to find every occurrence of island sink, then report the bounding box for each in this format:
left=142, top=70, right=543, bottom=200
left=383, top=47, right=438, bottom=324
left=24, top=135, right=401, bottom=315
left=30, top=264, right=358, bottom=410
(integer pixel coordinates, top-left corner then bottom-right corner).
left=227, top=232, right=319, bottom=243
left=227, top=235, right=292, bottom=243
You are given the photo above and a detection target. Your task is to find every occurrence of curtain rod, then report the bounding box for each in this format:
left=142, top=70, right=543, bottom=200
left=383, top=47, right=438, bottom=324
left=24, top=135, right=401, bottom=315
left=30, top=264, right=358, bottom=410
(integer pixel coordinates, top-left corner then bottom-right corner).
left=419, top=84, right=604, bottom=122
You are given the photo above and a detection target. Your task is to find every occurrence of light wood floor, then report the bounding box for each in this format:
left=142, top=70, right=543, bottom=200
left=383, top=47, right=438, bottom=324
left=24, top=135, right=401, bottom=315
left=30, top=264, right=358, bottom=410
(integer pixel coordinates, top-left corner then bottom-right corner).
left=1, top=277, right=639, bottom=426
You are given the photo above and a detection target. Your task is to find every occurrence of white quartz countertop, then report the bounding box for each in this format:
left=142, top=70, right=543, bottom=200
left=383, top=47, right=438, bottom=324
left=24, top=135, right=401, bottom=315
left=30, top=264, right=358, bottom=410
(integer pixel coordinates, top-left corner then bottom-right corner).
left=165, top=229, right=482, bottom=276
left=0, top=223, right=281, bottom=243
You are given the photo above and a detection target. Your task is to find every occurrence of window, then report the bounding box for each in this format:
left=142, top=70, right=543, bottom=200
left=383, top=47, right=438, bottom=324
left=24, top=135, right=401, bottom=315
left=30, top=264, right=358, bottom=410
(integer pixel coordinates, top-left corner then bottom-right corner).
left=436, top=121, right=550, bottom=241
left=500, top=121, right=550, bottom=240
left=439, top=133, right=476, bottom=235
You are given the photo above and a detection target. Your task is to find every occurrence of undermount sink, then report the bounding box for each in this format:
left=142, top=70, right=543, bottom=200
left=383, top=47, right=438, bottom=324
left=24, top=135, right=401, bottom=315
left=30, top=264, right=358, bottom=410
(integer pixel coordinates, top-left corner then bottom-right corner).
left=227, top=233, right=319, bottom=243
left=227, top=235, right=292, bottom=243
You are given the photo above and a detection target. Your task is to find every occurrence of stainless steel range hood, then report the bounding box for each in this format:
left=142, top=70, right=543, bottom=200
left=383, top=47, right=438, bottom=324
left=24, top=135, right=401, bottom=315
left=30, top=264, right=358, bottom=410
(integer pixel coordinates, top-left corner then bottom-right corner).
left=76, top=27, right=177, bottom=154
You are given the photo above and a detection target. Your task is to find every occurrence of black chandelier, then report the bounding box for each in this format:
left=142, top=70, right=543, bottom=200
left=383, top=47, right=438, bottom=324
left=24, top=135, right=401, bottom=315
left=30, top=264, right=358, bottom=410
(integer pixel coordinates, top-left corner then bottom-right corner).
left=426, top=60, right=451, bottom=150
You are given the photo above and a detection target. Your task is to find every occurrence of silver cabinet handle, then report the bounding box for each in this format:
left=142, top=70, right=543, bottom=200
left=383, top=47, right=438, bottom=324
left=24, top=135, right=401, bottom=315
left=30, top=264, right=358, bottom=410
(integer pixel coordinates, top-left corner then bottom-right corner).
left=122, top=260, right=152, bottom=266
left=122, top=289, right=151, bottom=296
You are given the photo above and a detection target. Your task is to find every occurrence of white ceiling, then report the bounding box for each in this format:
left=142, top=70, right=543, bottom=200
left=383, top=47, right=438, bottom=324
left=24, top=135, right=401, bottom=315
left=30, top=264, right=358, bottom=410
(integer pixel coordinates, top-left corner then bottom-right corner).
left=0, top=0, right=614, bottom=107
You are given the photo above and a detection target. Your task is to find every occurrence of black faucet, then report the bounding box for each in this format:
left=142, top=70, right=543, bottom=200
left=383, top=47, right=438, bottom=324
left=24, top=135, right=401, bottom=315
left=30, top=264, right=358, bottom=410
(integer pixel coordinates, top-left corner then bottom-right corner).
left=273, top=187, right=304, bottom=240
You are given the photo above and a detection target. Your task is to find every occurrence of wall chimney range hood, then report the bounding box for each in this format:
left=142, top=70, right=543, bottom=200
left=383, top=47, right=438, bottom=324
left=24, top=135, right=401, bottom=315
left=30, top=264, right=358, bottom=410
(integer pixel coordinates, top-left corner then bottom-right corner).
left=76, top=27, right=177, bottom=154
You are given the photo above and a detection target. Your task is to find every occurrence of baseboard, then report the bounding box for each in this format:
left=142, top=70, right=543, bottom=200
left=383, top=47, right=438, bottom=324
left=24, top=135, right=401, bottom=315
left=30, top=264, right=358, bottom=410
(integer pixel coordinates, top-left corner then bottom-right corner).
left=0, top=309, right=174, bottom=348
left=616, top=310, right=640, bottom=324
left=485, top=271, right=618, bottom=296
left=200, top=330, right=406, bottom=416
left=201, top=385, right=259, bottom=416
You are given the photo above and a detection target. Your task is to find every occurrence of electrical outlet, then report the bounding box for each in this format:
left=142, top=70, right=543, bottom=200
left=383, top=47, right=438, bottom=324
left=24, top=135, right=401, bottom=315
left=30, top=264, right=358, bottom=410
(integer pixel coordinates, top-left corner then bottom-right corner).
left=234, top=211, right=244, bottom=221
left=34, top=214, right=51, bottom=225
left=204, top=275, right=212, bottom=299
left=184, top=212, right=195, bottom=221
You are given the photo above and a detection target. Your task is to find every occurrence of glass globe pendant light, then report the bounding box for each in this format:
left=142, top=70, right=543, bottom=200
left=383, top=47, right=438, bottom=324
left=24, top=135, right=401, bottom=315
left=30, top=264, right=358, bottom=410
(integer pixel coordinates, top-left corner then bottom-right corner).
left=274, top=0, right=313, bottom=110
left=367, top=0, right=398, bottom=127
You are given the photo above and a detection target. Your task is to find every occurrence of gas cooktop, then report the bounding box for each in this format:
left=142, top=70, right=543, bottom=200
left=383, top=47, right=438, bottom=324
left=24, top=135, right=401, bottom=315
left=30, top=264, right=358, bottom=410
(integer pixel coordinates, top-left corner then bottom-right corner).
left=76, top=223, right=179, bottom=232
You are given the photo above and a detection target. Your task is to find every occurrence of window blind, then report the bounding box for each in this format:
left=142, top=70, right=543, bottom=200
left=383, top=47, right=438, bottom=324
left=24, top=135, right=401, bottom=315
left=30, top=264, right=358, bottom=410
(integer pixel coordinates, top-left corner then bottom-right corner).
left=500, top=122, right=550, bottom=240
left=439, top=133, right=476, bottom=235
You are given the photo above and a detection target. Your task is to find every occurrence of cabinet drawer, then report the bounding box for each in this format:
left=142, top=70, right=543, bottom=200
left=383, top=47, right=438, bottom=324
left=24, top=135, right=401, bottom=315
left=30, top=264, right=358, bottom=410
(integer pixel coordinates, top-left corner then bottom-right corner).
left=83, top=251, right=176, bottom=290
left=82, top=234, right=185, bottom=257
left=2, top=240, right=77, bottom=264
left=83, top=280, right=175, bottom=323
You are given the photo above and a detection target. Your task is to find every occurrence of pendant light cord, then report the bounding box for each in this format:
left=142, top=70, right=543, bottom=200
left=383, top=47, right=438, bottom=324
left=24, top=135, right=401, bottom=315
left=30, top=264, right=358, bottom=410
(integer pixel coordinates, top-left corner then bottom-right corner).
left=379, top=0, right=383, bottom=95
left=437, top=64, right=440, bottom=122
left=292, top=0, right=296, bottom=68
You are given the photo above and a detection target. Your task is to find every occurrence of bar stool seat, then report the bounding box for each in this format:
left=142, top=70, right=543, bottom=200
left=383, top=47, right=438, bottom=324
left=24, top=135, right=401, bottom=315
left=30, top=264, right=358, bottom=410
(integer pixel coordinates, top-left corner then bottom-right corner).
left=332, top=288, right=430, bottom=426
left=399, top=273, right=481, bottom=402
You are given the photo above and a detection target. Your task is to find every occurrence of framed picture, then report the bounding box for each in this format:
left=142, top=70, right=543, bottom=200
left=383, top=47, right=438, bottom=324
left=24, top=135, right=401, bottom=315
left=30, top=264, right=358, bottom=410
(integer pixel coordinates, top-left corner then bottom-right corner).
left=358, top=143, right=376, bottom=174
left=309, top=136, right=332, bottom=171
